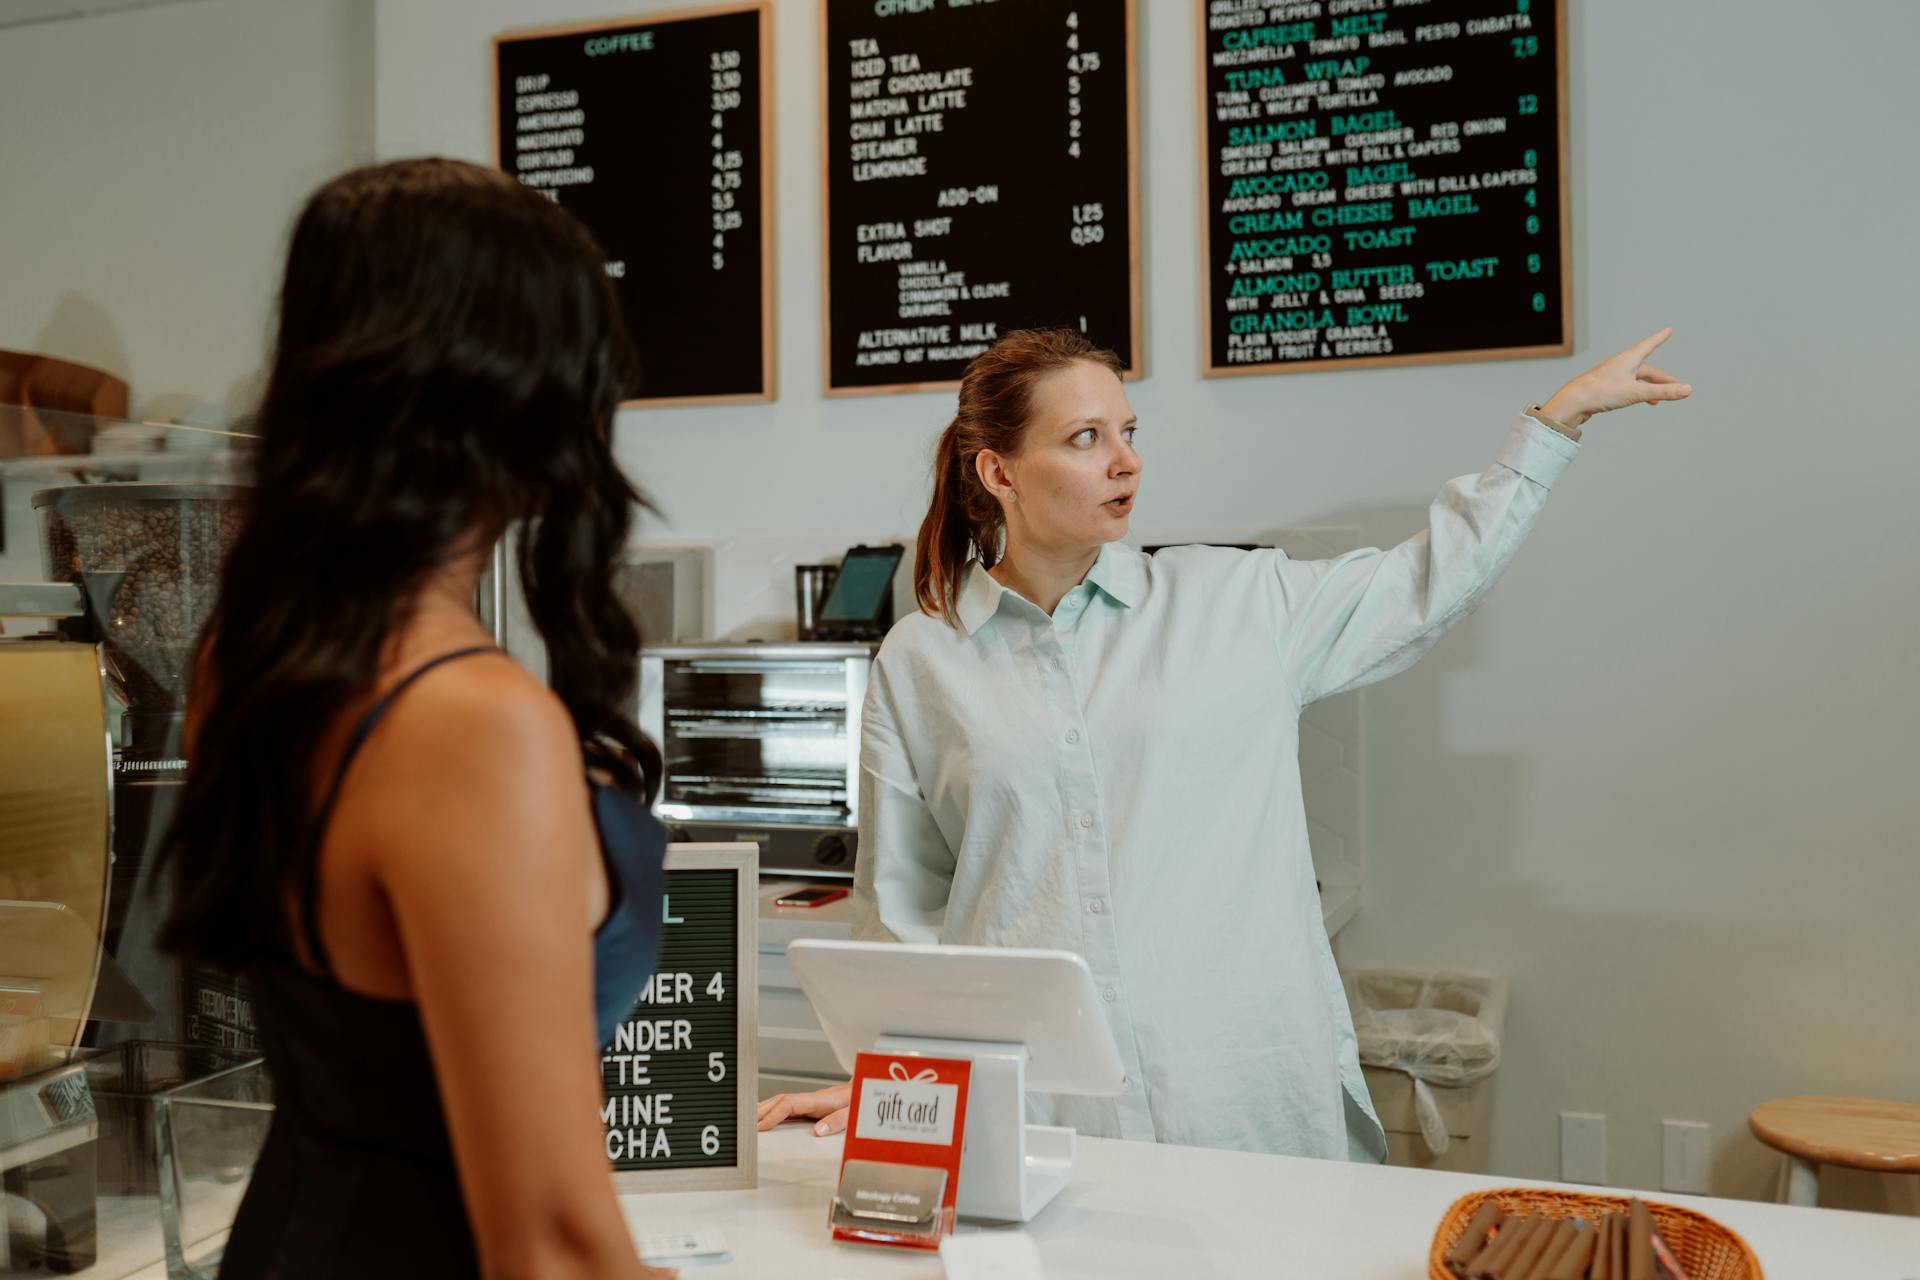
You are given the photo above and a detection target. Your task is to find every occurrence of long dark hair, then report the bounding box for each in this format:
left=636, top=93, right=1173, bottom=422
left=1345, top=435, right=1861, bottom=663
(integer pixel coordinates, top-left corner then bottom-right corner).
left=159, top=157, right=659, bottom=969
left=913, top=327, right=1124, bottom=625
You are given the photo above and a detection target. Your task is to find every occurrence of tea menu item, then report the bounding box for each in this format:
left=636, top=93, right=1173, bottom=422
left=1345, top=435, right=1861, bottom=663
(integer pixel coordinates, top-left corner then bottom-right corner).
left=821, top=0, right=1141, bottom=394
left=494, top=5, right=774, bottom=405
left=1198, top=0, right=1570, bottom=375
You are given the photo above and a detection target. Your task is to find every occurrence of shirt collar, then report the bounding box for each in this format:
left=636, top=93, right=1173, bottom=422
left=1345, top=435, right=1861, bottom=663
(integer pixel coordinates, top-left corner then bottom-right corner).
left=956, top=559, right=1007, bottom=635
left=955, top=542, right=1143, bottom=636
left=1084, top=541, right=1145, bottom=610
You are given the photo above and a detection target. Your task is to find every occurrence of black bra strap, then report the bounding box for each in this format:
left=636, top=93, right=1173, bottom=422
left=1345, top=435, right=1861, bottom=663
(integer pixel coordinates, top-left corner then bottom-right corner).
left=298, top=645, right=499, bottom=976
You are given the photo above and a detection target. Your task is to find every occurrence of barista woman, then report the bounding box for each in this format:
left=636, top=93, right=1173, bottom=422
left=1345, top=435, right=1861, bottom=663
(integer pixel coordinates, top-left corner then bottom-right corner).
left=761, top=325, right=1690, bottom=1156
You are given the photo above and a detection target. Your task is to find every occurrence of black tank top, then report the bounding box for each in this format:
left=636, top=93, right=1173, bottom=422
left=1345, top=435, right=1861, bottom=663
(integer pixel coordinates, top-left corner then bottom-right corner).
left=219, top=647, right=667, bottom=1278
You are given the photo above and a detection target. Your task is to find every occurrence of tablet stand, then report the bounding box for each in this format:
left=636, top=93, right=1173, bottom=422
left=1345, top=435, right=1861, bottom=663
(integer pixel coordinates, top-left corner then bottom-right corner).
left=875, top=1034, right=1074, bottom=1223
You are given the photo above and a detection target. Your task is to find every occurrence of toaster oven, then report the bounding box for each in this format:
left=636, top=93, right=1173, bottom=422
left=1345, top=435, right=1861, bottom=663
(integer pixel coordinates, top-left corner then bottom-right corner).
left=638, top=642, right=874, bottom=878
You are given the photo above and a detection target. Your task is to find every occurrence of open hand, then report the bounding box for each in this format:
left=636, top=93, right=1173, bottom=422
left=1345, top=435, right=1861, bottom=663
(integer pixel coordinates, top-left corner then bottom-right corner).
left=1540, top=328, right=1692, bottom=428
left=756, top=1084, right=853, bottom=1136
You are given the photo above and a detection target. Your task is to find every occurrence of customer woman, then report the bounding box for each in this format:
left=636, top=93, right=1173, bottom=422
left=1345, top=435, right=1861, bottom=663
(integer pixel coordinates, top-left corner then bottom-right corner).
left=760, top=325, right=1690, bottom=1157
left=160, top=159, right=677, bottom=1278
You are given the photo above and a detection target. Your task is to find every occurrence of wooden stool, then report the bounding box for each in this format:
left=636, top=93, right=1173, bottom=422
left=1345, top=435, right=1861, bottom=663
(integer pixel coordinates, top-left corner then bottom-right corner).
left=1748, top=1096, right=1920, bottom=1207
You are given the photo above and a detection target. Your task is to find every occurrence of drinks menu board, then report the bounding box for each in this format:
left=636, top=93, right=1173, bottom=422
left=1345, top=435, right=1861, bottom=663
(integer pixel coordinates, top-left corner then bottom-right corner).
left=494, top=4, right=774, bottom=406
left=604, top=845, right=758, bottom=1193
left=1198, top=0, right=1570, bottom=375
left=821, top=0, right=1141, bottom=395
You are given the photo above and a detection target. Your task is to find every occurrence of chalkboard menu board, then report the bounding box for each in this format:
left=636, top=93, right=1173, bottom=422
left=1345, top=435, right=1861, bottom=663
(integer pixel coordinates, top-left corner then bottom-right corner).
left=1197, top=0, right=1570, bottom=375
left=821, top=0, right=1141, bottom=395
left=604, top=844, right=757, bottom=1193
left=494, top=5, right=774, bottom=406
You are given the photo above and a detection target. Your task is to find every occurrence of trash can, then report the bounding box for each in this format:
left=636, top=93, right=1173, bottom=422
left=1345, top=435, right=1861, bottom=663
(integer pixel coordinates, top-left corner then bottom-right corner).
left=1343, top=969, right=1508, bottom=1174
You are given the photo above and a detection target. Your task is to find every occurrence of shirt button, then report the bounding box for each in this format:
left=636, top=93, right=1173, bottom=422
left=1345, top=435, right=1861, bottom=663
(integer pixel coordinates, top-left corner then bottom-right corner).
left=1122, top=1075, right=1132, bottom=1091
left=1088, top=898, right=1104, bottom=915
left=1078, top=813, right=1095, bottom=829
left=1065, top=729, right=1080, bottom=744
left=1103, top=988, right=1117, bottom=1003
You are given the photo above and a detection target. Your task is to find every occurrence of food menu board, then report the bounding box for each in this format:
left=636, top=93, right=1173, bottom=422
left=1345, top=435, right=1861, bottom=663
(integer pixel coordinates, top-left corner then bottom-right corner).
left=494, top=5, right=774, bottom=406
left=604, top=845, right=757, bottom=1193
left=1198, top=0, right=1570, bottom=375
left=821, top=0, right=1141, bottom=395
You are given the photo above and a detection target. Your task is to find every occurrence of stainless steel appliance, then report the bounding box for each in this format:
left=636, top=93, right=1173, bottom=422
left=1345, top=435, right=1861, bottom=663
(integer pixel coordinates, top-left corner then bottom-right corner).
left=639, top=643, right=874, bottom=878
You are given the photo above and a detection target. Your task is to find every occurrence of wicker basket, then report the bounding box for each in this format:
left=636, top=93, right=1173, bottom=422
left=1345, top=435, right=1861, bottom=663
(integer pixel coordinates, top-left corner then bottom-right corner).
left=1428, top=1187, right=1763, bottom=1280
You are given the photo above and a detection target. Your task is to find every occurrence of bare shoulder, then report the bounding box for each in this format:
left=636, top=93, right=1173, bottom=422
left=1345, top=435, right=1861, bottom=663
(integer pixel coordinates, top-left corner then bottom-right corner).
left=363, top=650, right=583, bottom=788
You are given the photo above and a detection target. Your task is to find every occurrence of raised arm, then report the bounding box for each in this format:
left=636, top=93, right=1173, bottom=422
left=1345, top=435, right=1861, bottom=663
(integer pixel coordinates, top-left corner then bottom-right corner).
left=1278, top=330, right=1690, bottom=706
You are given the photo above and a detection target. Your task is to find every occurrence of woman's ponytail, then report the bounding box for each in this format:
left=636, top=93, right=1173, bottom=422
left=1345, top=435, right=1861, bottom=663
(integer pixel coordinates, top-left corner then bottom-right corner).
left=914, top=418, right=979, bottom=626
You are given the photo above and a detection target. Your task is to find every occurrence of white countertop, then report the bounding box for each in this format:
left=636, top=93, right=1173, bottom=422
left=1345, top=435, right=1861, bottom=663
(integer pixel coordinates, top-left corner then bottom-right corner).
left=758, top=878, right=1361, bottom=948
left=622, top=1126, right=1920, bottom=1278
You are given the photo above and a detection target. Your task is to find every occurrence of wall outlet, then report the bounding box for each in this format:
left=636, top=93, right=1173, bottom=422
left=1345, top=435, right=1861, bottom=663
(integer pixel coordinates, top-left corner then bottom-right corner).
left=1662, top=1120, right=1712, bottom=1194
left=1560, top=1112, right=1608, bottom=1184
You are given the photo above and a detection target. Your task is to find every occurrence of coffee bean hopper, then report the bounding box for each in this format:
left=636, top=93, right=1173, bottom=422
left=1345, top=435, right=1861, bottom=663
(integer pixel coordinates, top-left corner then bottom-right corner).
left=25, top=483, right=252, bottom=1058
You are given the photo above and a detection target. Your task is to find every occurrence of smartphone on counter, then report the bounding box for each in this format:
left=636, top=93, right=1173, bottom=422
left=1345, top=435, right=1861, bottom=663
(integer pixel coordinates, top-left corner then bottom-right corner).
left=774, top=886, right=850, bottom=908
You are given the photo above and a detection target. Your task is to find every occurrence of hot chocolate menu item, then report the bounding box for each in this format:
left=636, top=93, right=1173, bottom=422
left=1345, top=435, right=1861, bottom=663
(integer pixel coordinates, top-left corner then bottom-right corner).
left=494, top=5, right=773, bottom=405
left=821, top=0, right=1141, bottom=394
left=1198, top=0, right=1569, bottom=375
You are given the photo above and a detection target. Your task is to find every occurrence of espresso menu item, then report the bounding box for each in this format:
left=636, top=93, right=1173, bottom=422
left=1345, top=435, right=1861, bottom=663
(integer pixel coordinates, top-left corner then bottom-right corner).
left=494, top=5, right=773, bottom=404
left=821, top=0, right=1141, bottom=394
left=600, top=867, right=741, bottom=1176
left=1198, top=0, right=1569, bottom=375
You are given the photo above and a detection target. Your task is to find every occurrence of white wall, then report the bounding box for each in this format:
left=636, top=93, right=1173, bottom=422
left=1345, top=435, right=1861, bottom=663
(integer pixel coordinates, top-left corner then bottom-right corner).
left=378, top=0, right=1920, bottom=1209
left=9, top=0, right=1907, bottom=1210
left=0, top=0, right=376, bottom=421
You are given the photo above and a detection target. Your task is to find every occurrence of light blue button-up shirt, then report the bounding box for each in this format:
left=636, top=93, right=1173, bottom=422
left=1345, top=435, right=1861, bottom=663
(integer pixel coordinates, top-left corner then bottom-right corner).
left=851, top=414, right=1578, bottom=1160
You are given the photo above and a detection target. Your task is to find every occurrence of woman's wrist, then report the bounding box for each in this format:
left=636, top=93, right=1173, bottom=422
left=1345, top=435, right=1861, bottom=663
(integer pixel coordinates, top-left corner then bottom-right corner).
left=1537, top=392, right=1590, bottom=430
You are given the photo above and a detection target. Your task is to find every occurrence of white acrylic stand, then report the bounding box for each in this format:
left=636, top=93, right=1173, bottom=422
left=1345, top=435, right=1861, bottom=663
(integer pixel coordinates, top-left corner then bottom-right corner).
left=875, top=1034, right=1075, bottom=1224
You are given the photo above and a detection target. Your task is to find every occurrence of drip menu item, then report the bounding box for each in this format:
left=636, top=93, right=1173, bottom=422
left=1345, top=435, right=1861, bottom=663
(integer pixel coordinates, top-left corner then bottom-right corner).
left=494, top=5, right=773, bottom=405
left=603, top=848, right=757, bottom=1192
left=1198, top=0, right=1569, bottom=375
left=822, top=0, right=1141, bottom=394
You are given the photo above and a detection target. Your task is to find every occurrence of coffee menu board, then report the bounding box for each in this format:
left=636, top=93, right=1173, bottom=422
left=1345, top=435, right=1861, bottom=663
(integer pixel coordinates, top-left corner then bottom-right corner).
left=1198, top=0, right=1570, bottom=375
left=603, top=844, right=757, bottom=1193
left=494, top=5, right=773, bottom=406
left=821, top=0, right=1142, bottom=395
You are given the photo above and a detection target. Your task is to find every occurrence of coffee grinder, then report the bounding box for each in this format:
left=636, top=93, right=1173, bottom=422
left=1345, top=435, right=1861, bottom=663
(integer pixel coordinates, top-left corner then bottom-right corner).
left=32, top=483, right=251, bottom=1053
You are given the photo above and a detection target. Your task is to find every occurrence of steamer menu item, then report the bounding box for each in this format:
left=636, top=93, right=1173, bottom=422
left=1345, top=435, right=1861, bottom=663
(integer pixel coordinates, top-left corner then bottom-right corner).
left=494, top=4, right=773, bottom=406
left=1198, top=0, right=1570, bottom=375
left=822, top=0, right=1141, bottom=395
left=604, top=844, right=758, bottom=1193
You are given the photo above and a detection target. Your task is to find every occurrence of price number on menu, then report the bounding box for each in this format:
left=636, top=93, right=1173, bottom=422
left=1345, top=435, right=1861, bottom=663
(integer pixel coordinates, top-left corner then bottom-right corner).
left=1070, top=202, right=1105, bottom=247
left=1063, top=10, right=1104, bottom=159
left=709, top=48, right=745, bottom=270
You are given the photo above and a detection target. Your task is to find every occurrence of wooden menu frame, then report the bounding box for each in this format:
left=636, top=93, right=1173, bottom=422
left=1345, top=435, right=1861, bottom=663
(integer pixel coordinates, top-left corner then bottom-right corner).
left=493, top=3, right=777, bottom=408
left=819, top=0, right=1144, bottom=397
left=1195, top=0, right=1573, bottom=377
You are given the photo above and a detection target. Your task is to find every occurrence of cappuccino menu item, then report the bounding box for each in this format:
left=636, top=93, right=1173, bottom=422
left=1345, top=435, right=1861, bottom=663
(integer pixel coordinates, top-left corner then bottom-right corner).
left=822, top=0, right=1141, bottom=394
left=1198, top=0, right=1570, bottom=375
left=494, top=5, right=773, bottom=404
